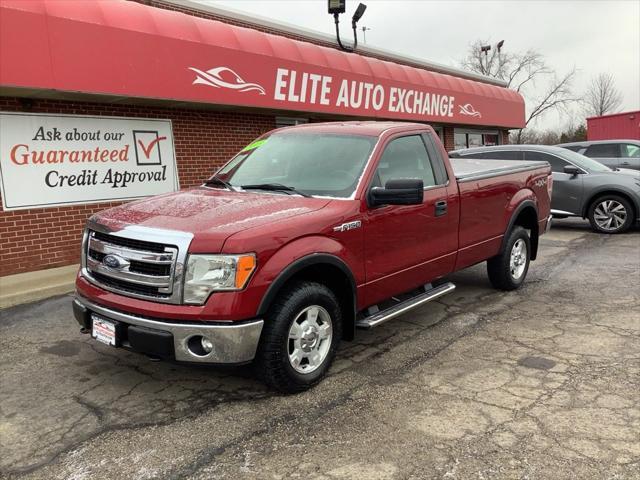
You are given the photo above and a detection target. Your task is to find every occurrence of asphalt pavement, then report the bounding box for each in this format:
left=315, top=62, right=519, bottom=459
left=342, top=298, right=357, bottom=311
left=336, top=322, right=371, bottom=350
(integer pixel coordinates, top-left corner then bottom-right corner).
left=1, top=218, right=639, bottom=480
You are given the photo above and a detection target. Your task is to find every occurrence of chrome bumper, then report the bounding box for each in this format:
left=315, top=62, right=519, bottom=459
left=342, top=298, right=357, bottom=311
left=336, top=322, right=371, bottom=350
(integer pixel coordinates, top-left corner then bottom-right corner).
left=73, top=295, right=263, bottom=364
left=545, top=214, right=553, bottom=233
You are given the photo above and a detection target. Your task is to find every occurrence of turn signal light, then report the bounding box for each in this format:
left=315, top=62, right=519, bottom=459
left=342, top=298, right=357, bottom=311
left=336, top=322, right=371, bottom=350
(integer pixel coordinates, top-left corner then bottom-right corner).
left=235, top=255, right=257, bottom=289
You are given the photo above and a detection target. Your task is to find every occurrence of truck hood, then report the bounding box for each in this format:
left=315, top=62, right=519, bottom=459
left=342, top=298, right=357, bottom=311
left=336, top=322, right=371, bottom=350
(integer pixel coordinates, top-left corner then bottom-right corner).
left=92, top=187, right=331, bottom=252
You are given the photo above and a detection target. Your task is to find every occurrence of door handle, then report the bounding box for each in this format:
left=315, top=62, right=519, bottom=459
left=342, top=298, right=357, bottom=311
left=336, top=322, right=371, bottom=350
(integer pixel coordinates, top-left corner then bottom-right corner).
left=621, top=161, right=630, bottom=166
left=435, top=200, right=447, bottom=217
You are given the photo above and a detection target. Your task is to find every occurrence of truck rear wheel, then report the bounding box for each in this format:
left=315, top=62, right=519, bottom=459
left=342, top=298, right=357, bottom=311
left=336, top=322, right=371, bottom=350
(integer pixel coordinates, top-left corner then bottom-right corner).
left=487, top=226, right=531, bottom=291
left=254, top=281, right=342, bottom=393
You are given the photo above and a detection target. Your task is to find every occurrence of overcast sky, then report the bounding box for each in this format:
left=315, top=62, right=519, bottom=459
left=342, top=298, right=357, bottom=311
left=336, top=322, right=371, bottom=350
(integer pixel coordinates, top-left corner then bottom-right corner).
left=203, top=0, right=639, bottom=130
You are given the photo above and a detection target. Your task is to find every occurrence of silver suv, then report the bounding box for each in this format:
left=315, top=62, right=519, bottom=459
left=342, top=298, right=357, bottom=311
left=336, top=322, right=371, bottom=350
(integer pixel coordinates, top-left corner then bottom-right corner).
left=556, top=140, right=640, bottom=171
left=449, top=145, right=640, bottom=234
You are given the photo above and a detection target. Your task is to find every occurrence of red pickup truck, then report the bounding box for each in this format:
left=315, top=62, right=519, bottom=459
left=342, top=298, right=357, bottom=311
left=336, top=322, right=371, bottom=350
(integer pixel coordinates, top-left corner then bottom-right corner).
left=73, top=122, right=552, bottom=392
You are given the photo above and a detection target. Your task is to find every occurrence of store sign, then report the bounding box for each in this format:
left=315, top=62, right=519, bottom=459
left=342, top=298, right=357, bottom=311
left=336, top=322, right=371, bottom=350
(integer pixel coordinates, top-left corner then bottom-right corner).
left=188, top=65, right=470, bottom=124
left=0, top=113, right=178, bottom=211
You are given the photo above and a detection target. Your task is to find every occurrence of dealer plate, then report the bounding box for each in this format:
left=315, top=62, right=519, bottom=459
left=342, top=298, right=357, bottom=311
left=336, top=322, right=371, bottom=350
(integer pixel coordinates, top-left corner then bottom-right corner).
left=91, top=314, right=116, bottom=346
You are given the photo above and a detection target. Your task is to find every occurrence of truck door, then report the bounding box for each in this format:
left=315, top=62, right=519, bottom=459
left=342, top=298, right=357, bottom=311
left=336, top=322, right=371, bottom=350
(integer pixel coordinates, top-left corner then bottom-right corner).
left=524, top=151, right=584, bottom=215
left=362, top=134, right=457, bottom=306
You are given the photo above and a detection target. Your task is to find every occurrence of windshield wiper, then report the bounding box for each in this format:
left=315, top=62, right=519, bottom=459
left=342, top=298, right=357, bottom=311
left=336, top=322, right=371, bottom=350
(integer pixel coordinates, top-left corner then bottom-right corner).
left=204, top=176, right=234, bottom=190
left=241, top=183, right=311, bottom=198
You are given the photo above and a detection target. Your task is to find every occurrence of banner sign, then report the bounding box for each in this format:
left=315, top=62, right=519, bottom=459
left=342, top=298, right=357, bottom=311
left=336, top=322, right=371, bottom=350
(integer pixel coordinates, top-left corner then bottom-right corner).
left=0, top=1, right=525, bottom=129
left=0, top=113, right=178, bottom=211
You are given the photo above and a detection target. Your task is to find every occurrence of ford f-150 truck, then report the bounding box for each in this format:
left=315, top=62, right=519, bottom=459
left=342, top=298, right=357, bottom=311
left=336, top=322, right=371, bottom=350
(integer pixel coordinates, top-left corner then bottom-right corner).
left=73, top=122, right=552, bottom=392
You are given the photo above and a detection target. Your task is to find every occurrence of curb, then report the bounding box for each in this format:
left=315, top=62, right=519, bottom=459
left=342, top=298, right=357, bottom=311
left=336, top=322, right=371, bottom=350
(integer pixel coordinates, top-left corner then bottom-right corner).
left=0, top=265, right=78, bottom=309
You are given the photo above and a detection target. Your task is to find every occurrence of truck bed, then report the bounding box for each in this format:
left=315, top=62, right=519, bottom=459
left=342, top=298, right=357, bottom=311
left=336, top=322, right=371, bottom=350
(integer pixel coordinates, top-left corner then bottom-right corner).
left=450, top=158, right=549, bottom=182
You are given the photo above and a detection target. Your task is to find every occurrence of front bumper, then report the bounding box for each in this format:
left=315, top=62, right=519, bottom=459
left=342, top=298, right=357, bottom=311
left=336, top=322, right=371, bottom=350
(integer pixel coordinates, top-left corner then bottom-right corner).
left=73, top=295, right=263, bottom=364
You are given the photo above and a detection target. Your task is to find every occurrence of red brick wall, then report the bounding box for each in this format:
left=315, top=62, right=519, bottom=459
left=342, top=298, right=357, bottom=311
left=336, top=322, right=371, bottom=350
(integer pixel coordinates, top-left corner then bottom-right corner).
left=443, top=127, right=455, bottom=152
left=0, top=97, right=275, bottom=276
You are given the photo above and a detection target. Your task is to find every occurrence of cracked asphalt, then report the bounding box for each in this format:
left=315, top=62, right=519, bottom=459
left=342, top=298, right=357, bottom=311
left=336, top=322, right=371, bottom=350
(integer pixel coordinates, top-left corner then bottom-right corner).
left=1, top=219, right=639, bottom=480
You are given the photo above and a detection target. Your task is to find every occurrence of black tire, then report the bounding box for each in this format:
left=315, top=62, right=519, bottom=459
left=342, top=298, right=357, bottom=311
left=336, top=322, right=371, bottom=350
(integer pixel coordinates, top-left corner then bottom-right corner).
left=254, top=281, right=342, bottom=393
left=487, top=226, right=531, bottom=291
left=587, top=195, right=634, bottom=234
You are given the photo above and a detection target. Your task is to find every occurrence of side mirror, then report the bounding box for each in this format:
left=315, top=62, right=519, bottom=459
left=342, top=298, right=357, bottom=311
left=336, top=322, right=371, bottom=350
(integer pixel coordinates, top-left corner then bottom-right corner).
left=564, top=165, right=582, bottom=176
left=369, top=179, right=424, bottom=207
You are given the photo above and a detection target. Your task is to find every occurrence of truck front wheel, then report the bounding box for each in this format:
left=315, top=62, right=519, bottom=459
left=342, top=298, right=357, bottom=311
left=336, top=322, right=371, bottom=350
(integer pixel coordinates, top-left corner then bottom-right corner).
left=254, top=281, right=342, bottom=393
left=487, top=226, right=531, bottom=291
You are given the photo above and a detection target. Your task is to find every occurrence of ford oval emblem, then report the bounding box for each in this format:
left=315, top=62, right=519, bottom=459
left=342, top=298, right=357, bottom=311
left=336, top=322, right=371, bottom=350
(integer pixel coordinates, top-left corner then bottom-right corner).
left=102, top=254, right=130, bottom=270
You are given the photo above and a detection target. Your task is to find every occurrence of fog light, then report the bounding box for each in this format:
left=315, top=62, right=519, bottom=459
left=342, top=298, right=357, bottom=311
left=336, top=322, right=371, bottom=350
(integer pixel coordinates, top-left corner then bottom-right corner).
left=201, top=337, right=214, bottom=354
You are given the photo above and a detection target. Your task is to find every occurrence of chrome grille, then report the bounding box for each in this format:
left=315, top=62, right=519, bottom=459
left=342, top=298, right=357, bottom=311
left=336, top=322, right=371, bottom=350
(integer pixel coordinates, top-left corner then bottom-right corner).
left=81, top=221, right=193, bottom=304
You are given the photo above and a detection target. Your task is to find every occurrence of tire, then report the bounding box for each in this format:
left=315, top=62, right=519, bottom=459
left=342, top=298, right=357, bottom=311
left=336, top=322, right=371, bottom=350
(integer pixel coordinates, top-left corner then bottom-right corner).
left=587, top=195, right=634, bottom=234
left=487, top=226, right=531, bottom=291
left=254, top=281, right=342, bottom=393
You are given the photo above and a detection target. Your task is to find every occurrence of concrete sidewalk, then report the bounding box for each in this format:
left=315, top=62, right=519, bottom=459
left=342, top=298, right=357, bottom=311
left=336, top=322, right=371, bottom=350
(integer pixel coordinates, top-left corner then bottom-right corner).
left=0, top=264, right=78, bottom=309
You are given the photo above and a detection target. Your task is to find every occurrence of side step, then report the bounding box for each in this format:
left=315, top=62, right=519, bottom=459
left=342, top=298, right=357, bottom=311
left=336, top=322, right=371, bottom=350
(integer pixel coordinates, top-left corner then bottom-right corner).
left=356, top=282, right=456, bottom=329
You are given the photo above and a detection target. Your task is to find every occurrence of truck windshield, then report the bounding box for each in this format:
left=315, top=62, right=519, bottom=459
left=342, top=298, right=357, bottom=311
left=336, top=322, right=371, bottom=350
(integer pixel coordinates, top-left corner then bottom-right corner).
left=211, top=132, right=377, bottom=198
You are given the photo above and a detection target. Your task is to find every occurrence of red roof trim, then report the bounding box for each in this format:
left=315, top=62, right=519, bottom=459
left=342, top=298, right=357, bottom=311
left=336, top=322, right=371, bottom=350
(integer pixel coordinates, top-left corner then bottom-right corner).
left=0, top=0, right=525, bottom=128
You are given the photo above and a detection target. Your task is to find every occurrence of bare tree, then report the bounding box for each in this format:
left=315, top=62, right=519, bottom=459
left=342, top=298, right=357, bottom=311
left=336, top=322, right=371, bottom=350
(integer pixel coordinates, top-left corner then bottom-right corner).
left=460, top=40, right=578, bottom=142
left=584, top=73, right=623, bottom=117
left=460, top=40, right=550, bottom=92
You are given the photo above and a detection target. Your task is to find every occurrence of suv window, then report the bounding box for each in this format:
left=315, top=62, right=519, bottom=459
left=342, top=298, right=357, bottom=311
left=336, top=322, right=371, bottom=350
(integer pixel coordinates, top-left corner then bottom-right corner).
left=622, top=144, right=640, bottom=158
left=562, top=145, right=583, bottom=152
left=458, top=152, right=489, bottom=159
left=483, top=150, right=524, bottom=160
left=375, top=135, right=436, bottom=188
left=524, top=151, right=567, bottom=173
left=585, top=143, right=619, bottom=158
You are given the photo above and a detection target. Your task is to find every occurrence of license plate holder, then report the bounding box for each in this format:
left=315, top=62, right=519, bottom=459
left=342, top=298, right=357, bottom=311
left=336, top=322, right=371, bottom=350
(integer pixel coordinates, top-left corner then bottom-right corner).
left=91, top=314, right=118, bottom=347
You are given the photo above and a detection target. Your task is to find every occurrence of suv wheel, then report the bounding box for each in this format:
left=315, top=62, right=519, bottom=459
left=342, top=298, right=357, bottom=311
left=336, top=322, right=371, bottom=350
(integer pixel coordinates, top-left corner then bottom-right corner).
left=588, top=195, right=634, bottom=234
left=487, top=226, right=531, bottom=291
left=254, top=281, right=342, bottom=393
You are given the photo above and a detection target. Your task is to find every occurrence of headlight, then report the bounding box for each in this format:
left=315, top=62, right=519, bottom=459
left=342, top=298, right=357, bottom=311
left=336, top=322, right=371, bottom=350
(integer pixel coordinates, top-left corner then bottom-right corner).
left=183, top=254, right=256, bottom=305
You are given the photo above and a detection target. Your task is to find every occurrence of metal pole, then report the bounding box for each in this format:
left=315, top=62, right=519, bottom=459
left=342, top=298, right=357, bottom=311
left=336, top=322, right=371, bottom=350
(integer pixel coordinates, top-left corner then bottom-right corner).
left=361, top=26, right=371, bottom=43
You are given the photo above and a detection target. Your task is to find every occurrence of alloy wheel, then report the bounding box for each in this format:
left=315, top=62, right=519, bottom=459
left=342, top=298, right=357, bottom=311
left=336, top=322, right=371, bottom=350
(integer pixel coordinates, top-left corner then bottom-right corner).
left=510, top=238, right=527, bottom=280
left=287, top=305, right=333, bottom=374
left=593, top=200, right=627, bottom=232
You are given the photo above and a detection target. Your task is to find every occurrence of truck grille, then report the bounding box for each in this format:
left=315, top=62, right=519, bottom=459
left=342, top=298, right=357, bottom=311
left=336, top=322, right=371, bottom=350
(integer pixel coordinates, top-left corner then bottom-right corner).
left=84, top=230, right=178, bottom=301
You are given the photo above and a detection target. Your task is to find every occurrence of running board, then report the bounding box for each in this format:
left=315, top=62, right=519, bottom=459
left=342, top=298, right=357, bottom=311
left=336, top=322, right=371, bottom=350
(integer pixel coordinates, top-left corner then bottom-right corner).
left=356, top=282, right=456, bottom=329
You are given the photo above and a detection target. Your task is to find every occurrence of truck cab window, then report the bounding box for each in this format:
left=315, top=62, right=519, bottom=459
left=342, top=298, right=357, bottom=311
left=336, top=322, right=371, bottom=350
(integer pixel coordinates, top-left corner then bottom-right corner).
left=375, top=135, right=436, bottom=188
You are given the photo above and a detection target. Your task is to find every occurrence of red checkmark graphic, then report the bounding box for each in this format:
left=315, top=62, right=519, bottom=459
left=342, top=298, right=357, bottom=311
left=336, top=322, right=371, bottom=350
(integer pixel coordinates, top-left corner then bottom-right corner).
left=137, top=136, right=167, bottom=158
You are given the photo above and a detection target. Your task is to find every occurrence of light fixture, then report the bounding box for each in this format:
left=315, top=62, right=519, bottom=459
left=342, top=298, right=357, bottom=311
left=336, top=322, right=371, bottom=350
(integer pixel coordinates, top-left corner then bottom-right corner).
left=352, top=3, right=367, bottom=24
left=328, top=0, right=345, bottom=14
left=329, top=1, right=367, bottom=52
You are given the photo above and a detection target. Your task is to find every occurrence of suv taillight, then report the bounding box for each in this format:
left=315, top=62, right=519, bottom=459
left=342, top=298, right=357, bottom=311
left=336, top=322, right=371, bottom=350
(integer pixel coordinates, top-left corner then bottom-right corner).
left=547, top=174, right=553, bottom=198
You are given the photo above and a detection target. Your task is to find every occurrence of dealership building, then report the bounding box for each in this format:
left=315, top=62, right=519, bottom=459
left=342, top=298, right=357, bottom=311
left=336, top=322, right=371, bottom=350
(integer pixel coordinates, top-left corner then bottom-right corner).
left=0, top=0, right=525, bottom=285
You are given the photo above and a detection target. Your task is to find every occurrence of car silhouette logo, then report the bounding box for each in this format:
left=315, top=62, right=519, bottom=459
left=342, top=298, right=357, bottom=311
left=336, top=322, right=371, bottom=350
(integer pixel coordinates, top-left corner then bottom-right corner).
left=102, top=254, right=130, bottom=270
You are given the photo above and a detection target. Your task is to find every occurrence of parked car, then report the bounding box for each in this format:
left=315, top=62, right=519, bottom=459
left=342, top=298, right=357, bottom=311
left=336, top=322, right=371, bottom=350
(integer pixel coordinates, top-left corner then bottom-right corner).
left=556, top=139, right=640, bottom=171
left=74, top=122, right=552, bottom=392
left=450, top=144, right=640, bottom=234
